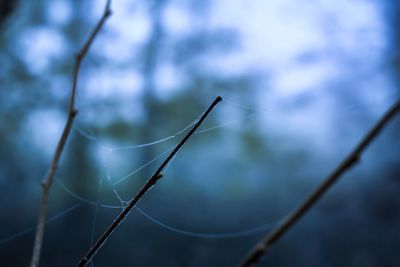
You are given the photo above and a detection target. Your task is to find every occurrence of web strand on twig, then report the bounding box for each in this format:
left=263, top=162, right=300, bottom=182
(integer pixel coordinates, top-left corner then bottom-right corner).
left=77, top=96, right=222, bottom=266
left=0, top=204, right=81, bottom=247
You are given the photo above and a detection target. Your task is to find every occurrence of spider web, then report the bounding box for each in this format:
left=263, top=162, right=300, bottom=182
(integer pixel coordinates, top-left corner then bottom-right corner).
left=62, top=99, right=280, bottom=240
left=2, top=93, right=392, bottom=248
left=0, top=98, right=282, bottom=250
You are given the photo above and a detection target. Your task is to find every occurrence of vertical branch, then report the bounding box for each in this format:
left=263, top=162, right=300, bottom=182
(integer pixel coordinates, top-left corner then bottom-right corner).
left=78, top=96, right=222, bottom=267
left=238, top=100, right=400, bottom=267
left=30, top=2, right=112, bottom=267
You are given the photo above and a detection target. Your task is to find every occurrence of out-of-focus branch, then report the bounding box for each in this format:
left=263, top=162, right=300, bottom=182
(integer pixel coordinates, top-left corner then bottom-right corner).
left=30, top=2, right=112, bottom=267
left=239, top=100, right=400, bottom=267
left=77, top=96, right=223, bottom=267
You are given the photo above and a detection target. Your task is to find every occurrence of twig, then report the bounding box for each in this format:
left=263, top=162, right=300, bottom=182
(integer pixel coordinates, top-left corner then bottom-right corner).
left=239, top=100, right=400, bottom=267
left=30, top=2, right=112, bottom=267
left=78, top=96, right=222, bottom=267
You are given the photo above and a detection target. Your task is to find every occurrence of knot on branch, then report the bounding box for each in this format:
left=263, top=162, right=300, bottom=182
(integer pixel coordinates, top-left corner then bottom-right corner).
left=41, top=179, right=53, bottom=191
left=149, top=172, right=164, bottom=187
left=105, top=9, right=112, bottom=17
left=40, top=180, right=48, bottom=190
left=70, top=108, right=78, bottom=117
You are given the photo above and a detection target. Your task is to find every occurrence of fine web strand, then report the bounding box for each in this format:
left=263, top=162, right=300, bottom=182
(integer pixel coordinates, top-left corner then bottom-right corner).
left=53, top=97, right=397, bottom=243
left=90, top=176, right=103, bottom=249
left=55, top=178, right=121, bottom=209
left=195, top=113, right=257, bottom=134
left=52, top=142, right=178, bottom=209
left=0, top=204, right=81, bottom=246
left=54, top=178, right=281, bottom=239
left=104, top=168, right=127, bottom=210
left=111, top=136, right=175, bottom=151
left=73, top=100, right=259, bottom=153
left=223, top=99, right=270, bottom=113
left=223, top=94, right=400, bottom=117
left=54, top=100, right=281, bottom=240
left=73, top=111, right=201, bottom=152
left=88, top=173, right=104, bottom=267
left=74, top=125, right=98, bottom=141
left=73, top=96, right=393, bottom=153
left=112, top=144, right=177, bottom=186
left=111, top=116, right=199, bottom=151
left=136, top=207, right=277, bottom=239
left=162, top=154, right=177, bottom=175
left=105, top=167, right=127, bottom=209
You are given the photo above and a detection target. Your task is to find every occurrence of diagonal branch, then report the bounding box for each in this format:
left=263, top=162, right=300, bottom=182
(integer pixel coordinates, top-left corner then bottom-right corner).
left=78, top=96, right=222, bottom=267
left=239, top=100, right=400, bottom=267
left=30, top=2, right=112, bottom=267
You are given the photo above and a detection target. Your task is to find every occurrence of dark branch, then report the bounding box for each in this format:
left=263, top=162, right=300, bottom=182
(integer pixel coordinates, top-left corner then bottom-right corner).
left=77, top=96, right=222, bottom=267
left=30, top=2, right=112, bottom=267
left=239, top=100, right=400, bottom=267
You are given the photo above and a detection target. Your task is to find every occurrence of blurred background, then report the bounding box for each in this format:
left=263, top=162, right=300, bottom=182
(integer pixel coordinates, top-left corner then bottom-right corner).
left=0, top=0, right=399, bottom=266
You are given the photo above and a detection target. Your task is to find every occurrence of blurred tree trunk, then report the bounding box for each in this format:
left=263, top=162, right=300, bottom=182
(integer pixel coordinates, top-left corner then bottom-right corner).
left=139, top=0, right=167, bottom=179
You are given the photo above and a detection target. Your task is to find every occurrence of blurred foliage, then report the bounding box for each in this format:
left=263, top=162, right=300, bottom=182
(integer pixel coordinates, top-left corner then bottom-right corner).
left=0, top=0, right=399, bottom=266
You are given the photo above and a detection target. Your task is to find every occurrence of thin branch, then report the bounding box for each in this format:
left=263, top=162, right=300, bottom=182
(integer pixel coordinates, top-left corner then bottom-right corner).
left=239, top=100, right=400, bottom=267
left=78, top=96, right=223, bottom=267
left=30, top=2, right=112, bottom=267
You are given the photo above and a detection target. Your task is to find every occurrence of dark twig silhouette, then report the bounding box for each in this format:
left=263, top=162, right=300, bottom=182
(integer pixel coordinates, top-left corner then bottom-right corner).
left=239, top=100, right=400, bottom=267
left=78, top=96, right=222, bottom=267
left=30, top=1, right=112, bottom=266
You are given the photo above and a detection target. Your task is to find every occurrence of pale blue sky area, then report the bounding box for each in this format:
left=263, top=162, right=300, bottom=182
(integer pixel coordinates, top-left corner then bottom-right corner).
left=22, top=0, right=395, bottom=159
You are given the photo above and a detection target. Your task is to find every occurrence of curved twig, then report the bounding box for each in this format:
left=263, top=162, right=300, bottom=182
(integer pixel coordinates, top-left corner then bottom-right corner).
left=239, top=100, right=400, bottom=267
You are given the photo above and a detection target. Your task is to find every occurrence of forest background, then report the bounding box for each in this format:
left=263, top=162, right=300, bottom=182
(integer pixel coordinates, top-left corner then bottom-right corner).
left=0, top=0, right=399, bottom=266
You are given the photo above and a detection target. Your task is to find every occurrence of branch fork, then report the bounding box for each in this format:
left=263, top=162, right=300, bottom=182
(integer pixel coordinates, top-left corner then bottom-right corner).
left=30, top=1, right=112, bottom=266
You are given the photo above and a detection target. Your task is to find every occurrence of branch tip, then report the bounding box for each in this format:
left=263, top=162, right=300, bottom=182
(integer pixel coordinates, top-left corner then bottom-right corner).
left=77, top=97, right=221, bottom=266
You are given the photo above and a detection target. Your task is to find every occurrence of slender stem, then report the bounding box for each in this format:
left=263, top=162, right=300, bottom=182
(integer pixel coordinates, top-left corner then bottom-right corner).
left=30, top=2, right=112, bottom=267
left=239, top=100, right=400, bottom=267
left=78, top=96, right=222, bottom=267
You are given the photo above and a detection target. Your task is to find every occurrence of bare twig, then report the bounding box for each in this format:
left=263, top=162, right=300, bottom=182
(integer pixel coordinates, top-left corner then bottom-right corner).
left=78, top=96, right=222, bottom=267
left=30, top=2, right=112, bottom=267
left=239, top=100, right=400, bottom=267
